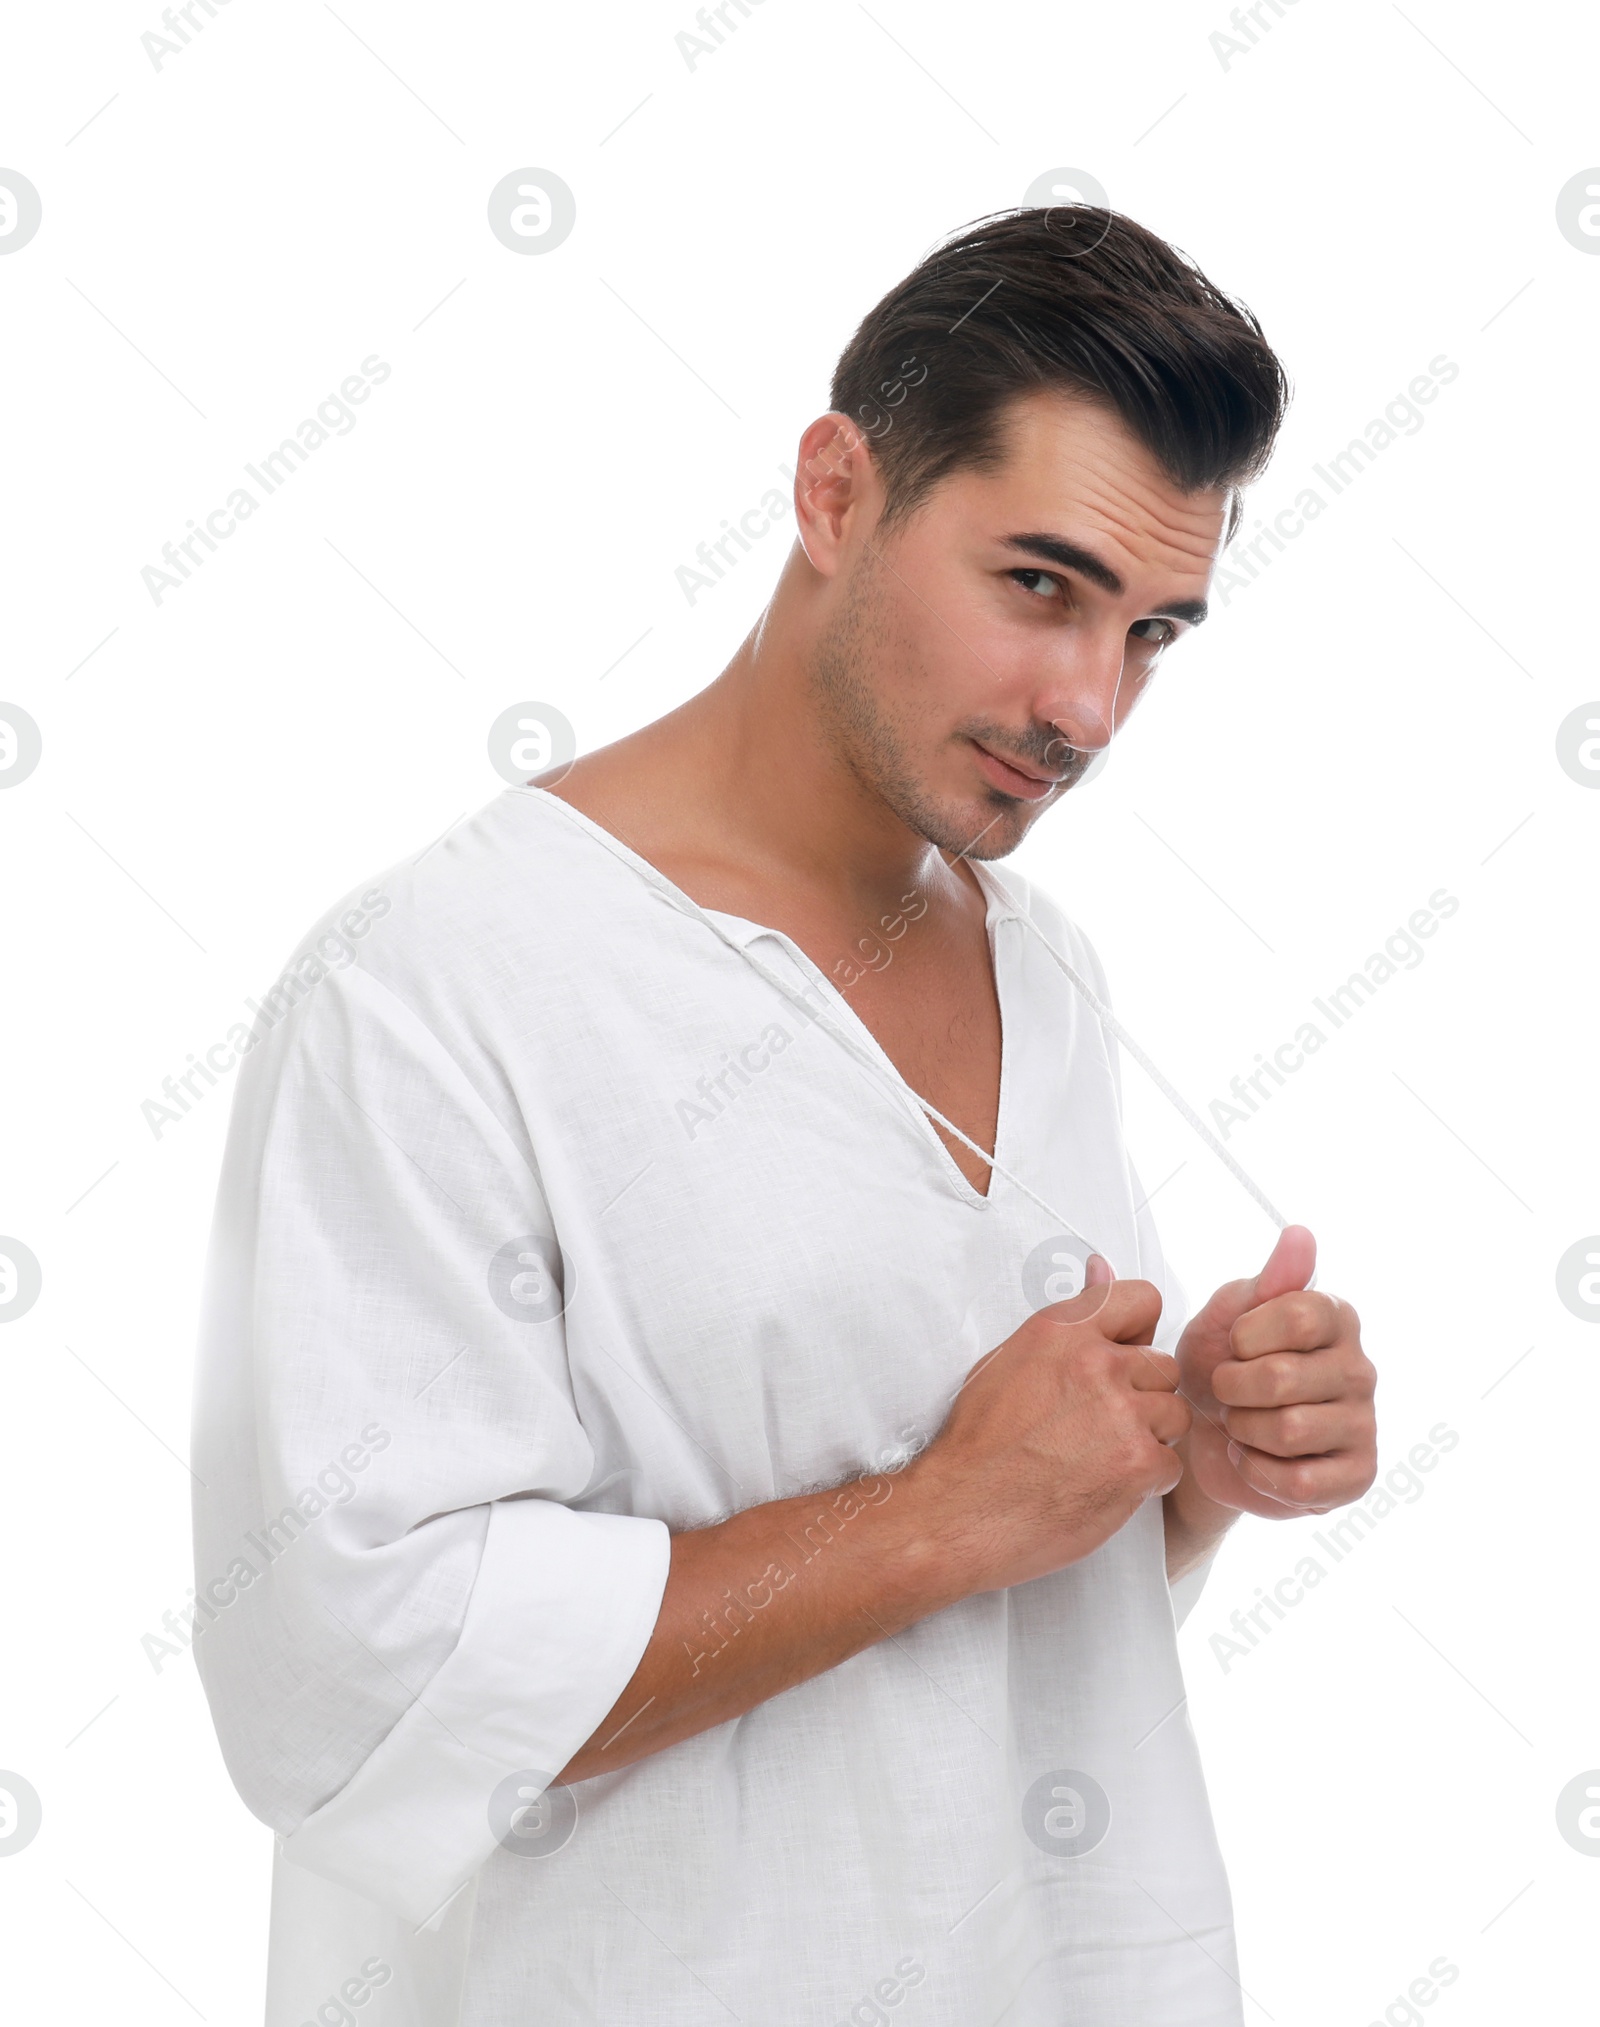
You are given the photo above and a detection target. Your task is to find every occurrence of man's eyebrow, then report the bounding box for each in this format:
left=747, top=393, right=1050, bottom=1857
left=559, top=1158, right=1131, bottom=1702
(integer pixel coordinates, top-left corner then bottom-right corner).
left=1000, top=531, right=1209, bottom=627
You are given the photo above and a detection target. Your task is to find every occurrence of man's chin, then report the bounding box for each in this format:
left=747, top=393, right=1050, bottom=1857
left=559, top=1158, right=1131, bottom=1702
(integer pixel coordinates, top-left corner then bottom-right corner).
left=918, top=791, right=1048, bottom=861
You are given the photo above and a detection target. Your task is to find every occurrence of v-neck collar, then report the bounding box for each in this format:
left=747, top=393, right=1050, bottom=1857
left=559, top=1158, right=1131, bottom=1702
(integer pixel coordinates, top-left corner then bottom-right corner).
left=513, top=788, right=1026, bottom=1209
left=513, top=784, right=1025, bottom=940
left=757, top=879, right=1020, bottom=1211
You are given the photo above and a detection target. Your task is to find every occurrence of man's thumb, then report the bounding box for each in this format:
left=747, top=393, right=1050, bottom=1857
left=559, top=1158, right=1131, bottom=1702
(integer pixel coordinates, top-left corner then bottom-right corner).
left=1252, top=1224, right=1317, bottom=1304
left=1190, top=1225, right=1318, bottom=1342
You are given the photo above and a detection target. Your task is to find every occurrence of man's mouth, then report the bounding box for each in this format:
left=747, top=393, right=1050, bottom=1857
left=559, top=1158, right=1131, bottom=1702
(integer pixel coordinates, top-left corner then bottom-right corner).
left=969, top=738, right=1066, bottom=803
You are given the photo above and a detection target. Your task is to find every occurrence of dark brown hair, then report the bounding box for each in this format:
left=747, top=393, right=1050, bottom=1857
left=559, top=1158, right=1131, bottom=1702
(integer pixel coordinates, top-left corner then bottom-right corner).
left=828, top=206, right=1291, bottom=544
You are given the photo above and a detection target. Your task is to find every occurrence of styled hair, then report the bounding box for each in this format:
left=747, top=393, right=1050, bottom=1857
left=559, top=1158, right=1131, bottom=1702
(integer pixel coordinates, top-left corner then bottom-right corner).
left=828, top=206, right=1291, bottom=544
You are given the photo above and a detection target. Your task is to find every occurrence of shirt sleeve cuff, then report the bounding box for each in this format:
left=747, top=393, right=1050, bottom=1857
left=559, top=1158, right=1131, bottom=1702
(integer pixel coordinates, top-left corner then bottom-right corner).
left=280, top=1498, right=671, bottom=1924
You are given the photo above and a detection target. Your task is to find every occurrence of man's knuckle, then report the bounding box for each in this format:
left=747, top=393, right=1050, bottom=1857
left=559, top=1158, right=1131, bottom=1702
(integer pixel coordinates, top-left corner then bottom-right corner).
left=1111, top=1423, right=1151, bottom=1479
left=1276, top=1404, right=1313, bottom=1450
left=1270, top=1457, right=1315, bottom=1502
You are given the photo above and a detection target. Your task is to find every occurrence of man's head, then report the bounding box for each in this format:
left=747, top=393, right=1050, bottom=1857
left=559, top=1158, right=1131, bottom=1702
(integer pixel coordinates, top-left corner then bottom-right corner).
left=789, top=206, right=1290, bottom=860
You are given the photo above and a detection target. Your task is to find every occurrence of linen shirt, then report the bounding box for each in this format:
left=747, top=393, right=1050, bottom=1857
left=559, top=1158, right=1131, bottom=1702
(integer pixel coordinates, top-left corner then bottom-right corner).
left=191, top=783, right=1238, bottom=2027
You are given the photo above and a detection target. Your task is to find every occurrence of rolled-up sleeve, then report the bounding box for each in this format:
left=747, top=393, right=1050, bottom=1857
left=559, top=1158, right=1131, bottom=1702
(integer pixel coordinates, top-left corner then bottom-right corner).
left=191, top=961, right=670, bottom=1925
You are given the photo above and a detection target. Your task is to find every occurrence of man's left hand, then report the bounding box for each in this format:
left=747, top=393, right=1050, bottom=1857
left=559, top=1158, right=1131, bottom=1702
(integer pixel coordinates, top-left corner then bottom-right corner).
left=1174, top=1226, right=1377, bottom=1520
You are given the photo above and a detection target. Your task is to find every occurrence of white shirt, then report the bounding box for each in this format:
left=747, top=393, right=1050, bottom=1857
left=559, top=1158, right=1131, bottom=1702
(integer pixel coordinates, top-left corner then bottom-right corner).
left=192, top=784, right=1237, bottom=2027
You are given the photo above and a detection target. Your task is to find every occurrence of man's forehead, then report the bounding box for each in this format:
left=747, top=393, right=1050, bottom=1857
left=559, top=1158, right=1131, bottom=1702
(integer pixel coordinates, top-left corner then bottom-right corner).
left=976, top=388, right=1228, bottom=571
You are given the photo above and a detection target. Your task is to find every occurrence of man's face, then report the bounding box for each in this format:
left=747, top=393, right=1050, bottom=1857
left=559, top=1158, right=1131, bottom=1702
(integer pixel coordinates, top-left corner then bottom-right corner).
left=805, top=388, right=1228, bottom=859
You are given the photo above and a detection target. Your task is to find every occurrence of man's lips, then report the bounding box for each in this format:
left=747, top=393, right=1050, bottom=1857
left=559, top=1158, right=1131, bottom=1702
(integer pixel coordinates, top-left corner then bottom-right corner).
left=969, top=738, right=1065, bottom=802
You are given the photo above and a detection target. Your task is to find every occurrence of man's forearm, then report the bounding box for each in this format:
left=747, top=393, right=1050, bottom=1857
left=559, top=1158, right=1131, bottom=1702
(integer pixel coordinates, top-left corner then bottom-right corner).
left=557, top=1466, right=965, bottom=1786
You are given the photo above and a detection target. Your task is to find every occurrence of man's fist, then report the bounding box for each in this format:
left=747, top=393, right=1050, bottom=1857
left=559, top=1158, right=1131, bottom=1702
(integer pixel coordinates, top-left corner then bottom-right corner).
left=1174, top=1225, right=1377, bottom=1520
left=909, top=1271, right=1192, bottom=1594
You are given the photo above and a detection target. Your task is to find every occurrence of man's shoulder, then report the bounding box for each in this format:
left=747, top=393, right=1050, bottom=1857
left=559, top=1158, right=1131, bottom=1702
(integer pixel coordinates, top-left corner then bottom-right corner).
left=269, top=788, right=645, bottom=1013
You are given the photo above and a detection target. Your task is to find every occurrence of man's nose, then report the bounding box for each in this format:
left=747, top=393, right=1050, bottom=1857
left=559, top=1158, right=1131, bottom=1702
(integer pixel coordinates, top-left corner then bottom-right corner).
left=1039, top=635, right=1127, bottom=757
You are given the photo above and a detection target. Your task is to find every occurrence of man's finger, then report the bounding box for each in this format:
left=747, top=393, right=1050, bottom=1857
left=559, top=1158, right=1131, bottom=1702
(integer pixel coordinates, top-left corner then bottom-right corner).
left=1126, top=1348, right=1181, bottom=1393
left=1230, top=1289, right=1352, bottom=1360
left=1213, top=1343, right=1373, bottom=1409
left=1219, top=1398, right=1371, bottom=1458
left=1143, top=1391, right=1192, bottom=1446
left=1041, top=1274, right=1163, bottom=1343
left=1225, top=1442, right=1372, bottom=1512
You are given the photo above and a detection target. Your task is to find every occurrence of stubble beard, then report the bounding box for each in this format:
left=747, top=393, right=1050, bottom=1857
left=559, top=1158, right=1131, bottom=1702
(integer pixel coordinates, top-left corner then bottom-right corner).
left=804, top=547, right=1079, bottom=862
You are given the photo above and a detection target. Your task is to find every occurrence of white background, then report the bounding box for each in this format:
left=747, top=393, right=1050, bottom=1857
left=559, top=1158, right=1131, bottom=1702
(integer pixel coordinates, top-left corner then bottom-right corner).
left=2, top=0, right=1597, bottom=2020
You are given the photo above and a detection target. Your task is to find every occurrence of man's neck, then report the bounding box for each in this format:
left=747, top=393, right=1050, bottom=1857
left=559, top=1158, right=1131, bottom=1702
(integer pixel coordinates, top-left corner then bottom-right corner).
left=544, top=624, right=978, bottom=927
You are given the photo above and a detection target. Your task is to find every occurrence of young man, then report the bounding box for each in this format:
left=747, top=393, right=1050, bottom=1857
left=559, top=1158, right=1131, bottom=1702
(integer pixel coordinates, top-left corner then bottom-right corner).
left=194, top=208, right=1377, bottom=2026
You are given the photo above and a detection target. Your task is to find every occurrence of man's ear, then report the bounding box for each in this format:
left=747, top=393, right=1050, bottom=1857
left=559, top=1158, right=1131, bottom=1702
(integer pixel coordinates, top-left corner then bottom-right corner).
left=793, top=411, right=880, bottom=577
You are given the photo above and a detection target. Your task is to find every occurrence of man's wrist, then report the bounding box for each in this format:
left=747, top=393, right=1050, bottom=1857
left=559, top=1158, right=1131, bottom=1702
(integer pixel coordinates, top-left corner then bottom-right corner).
left=887, top=1451, right=990, bottom=1619
left=1163, top=1452, right=1240, bottom=1581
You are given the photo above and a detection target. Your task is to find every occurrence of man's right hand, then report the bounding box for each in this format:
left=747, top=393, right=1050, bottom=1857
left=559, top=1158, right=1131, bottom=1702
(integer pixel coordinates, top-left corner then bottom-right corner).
left=904, top=1263, right=1190, bottom=1593
left=557, top=1263, right=1189, bottom=1786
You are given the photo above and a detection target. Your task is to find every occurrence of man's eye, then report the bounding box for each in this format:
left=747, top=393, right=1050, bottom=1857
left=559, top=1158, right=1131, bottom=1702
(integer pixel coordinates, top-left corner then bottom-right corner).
left=1129, top=617, right=1179, bottom=649
left=1011, top=569, right=1062, bottom=599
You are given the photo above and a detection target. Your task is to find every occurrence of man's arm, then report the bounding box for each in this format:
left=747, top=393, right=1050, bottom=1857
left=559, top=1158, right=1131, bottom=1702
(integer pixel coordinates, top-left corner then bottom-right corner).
left=559, top=1274, right=1187, bottom=1784
left=557, top=1465, right=960, bottom=1784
